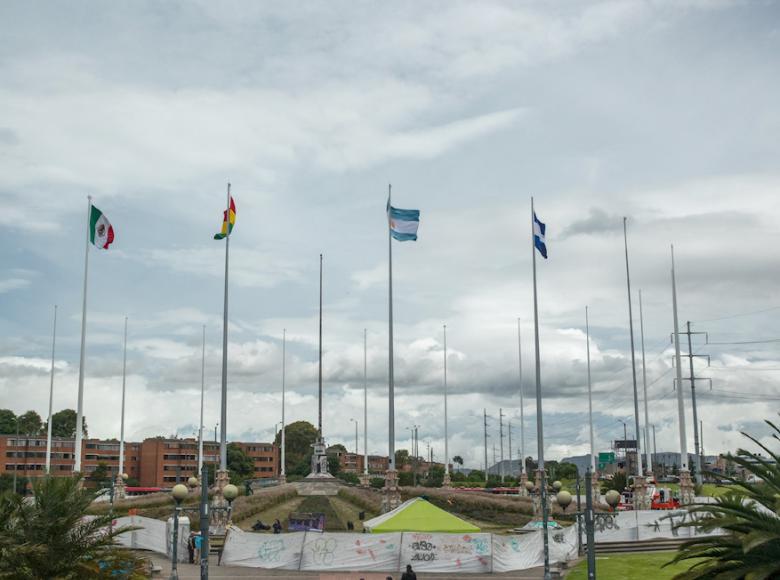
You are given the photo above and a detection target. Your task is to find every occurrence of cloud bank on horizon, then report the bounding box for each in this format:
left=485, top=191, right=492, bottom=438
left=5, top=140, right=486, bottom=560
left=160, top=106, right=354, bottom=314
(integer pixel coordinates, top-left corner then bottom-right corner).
left=1, top=1, right=779, bottom=468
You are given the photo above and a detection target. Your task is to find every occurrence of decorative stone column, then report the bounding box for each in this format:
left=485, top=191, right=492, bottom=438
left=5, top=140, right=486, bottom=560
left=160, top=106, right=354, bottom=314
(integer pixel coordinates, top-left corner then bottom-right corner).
left=679, top=469, right=695, bottom=505
left=114, top=473, right=126, bottom=500
left=442, top=471, right=452, bottom=489
left=532, top=469, right=546, bottom=516
left=380, top=470, right=401, bottom=513
left=359, top=473, right=371, bottom=487
left=632, top=475, right=651, bottom=510
left=519, top=471, right=529, bottom=496
left=212, top=469, right=230, bottom=530
left=591, top=470, right=601, bottom=505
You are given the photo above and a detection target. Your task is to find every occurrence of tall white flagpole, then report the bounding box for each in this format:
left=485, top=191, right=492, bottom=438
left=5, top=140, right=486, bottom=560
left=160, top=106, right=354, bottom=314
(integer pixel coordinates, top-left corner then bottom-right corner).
left=45, top=304, right=57, bottom=473
left=198, top=325, right=205, bottom=473
left=363, top=328, right=368, bottom=477
left=517, top=319, right=525, bottom=480
left=281, top=328, right=286, bottom=481
left=671, top=246, right=690, bottom=477
left=118, top=316, right=128, bottom=479
left=531, top=197, right=550, bottom=579
left=387, top=184, right=395, bottom=472
left=74, top=196, right=92, bottom=474
left=639, top=290, right=652, bottom=476
left=622, top=217, right=643, bottom=477
left=219, top=183, right=231, bottom=472
left=586, top=307, right=595, bottom=474
left=443, top=324, right=449, bottom=477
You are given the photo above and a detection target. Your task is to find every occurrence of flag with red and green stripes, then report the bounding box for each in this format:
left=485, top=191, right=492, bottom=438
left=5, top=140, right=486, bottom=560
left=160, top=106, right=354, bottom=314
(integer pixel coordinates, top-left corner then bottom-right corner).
left=89, top=205, right=115, bottom=249
left=214, top=197, right=236, bottom=240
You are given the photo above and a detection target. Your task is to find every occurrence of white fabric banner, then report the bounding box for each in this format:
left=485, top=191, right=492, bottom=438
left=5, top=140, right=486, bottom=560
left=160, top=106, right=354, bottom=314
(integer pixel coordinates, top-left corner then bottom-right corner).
left=399, top=532, right=492, bottom=573
left=221, top=528, right=305, bottom=569
left=590, top=510, right=721, bottom=543
left=491, top=533, right=544, bottom=572
left=114, top=515, right=169, bottom=555
left=299, top=532, right=402, bottom=572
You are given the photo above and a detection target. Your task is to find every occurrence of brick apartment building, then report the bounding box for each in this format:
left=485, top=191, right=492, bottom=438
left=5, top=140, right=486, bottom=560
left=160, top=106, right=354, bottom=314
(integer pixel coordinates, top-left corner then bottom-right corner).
left=327, top=447, right=389, bottom=475
left=0, top=434, right=277, bottom=488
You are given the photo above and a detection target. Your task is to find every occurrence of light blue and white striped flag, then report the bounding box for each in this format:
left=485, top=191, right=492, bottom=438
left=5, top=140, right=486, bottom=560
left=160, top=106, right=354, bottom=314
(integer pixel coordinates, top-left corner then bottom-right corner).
left=387, top=199, right=420, bottom=242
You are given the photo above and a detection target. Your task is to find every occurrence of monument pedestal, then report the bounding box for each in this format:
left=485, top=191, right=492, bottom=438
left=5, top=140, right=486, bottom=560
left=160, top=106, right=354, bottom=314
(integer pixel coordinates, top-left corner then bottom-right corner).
left=679, top=469, right=695, bottom=505
left=632, top=475, right=651, bottom=510
left=359, top=473, right=371, bottom=487
left=278, top=473, right=287, bottom=484
left=519, top=471, right=529, bottom=496
left=212, top=469, right=230, bottom=530
left=305, top=437, right=334, bottom=480
left=442, top=471, right=452, bottom=489
left=114, top=474, right=126, bottom=500
left=591, top=471, right=601, bottom=505
left=381, top=469, right=401, bottom=513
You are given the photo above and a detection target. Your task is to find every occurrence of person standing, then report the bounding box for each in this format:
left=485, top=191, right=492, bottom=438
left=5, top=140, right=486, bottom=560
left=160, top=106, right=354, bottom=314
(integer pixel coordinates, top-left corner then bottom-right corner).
left=401, top=564, right=417, bottom=580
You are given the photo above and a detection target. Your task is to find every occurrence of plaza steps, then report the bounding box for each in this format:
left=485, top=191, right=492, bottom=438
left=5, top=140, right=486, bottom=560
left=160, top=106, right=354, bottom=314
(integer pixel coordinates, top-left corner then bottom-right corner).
left=595, top=538, right=687, bottom=554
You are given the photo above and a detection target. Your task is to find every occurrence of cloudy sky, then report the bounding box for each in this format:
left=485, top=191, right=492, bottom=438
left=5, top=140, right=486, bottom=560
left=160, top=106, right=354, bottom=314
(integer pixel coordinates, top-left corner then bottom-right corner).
left=1, top=1, right=779, bottom=469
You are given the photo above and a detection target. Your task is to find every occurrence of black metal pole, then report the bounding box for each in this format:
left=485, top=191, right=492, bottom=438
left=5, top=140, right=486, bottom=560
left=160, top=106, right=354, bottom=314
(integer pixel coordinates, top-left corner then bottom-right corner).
left=576, top=475, right=582, bottom=556
left=170, top=504, right=180, bottom=580
left=200, top=464, right=209, bottom=580
left=585, top=468, right=596, bottom=579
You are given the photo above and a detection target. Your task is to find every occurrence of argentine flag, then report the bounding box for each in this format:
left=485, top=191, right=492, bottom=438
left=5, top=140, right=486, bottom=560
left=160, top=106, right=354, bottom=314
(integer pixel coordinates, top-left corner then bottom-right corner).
left=387, top=200, right=420, bottom=242
left=534, top=212, right=547, bottom=258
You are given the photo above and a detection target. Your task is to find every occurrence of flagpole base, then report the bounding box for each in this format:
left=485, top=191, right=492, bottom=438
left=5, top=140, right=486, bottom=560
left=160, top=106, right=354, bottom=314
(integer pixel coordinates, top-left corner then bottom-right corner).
left=632, top=475, right=651, bottom=510
left=519, top=472, right=529, bottom=497
left=212, top=469, right=230, bottom=530
left=380, top=469, right=401, bottom=513
left=359, top=473, right=371, bottom=487
left=679, top=469, right=695, bottom=505
left=442, top=472, right=452, bottom=489
left=591, top=471, right=601, bottom=505
left=114, top=474, right=126, bottom=500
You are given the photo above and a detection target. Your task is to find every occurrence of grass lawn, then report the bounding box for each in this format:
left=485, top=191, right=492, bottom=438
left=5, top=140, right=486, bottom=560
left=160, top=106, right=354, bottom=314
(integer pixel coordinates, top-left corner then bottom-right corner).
left=235, top=496, right=304, bottom=532
left=567, top=551, right=699, bottom=580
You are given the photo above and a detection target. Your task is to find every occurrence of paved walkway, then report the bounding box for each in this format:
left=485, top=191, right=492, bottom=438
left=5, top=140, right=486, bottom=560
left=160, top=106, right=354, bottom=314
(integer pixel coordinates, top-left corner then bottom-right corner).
left=143, top=553, right=552, bottom=579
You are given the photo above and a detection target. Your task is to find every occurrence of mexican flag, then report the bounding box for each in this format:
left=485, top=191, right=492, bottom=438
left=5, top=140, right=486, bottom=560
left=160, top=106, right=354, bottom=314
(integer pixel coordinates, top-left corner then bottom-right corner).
left=90, top=205, right=115, bottom=249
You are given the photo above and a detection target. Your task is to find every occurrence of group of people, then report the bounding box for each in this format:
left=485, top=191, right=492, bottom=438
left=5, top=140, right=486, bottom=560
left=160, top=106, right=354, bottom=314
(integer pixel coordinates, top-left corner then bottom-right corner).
left=186, top=531, right=203, bottom=564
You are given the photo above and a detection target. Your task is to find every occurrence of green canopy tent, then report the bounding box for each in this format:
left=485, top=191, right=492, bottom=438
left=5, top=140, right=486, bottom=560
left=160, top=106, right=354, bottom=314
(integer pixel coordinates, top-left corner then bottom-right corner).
left=363, top=497, right=481, bottom=533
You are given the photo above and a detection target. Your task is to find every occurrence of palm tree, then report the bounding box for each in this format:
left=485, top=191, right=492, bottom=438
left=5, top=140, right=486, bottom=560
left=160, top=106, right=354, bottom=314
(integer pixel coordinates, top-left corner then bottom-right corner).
left=452, top=455, right=464, bottom=473
left=0, top=475, right=143, bottom=579
left=667, top=416, right=780, bottom=579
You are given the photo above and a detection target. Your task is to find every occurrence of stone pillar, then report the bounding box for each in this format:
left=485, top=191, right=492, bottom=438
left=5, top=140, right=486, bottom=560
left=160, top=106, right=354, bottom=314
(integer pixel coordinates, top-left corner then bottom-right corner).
left=114, top=474, right=126, bottom=501
left=380, top=470, right=401, bottom=513
left=359, top=473, right=371, bottom=487
left=278, top=473, right=287, bottom=484
left=519, top=471, right=529, bottom=496
left=442, top=471, right=452, bottom=489
left=532, top=469, right=546, bottom=516
left=591, top=471, right=601, bottom=505
left=212, top=469, right=230, bottom=529
left=632, top=475, right=651, bottom=510
left=679, top=469, right=695, bottom=505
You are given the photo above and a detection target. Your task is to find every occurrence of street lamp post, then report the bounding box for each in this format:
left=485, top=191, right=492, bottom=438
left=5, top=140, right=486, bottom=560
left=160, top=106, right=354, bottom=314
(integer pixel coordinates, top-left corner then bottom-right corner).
left=169, top=484, right=189, bottom=580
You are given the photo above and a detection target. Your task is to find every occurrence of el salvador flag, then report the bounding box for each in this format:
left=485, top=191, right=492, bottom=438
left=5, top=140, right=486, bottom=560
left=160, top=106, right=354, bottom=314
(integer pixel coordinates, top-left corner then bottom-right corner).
left=387, top=199, right=420, bottom=241
left=534, top=212, right=547, bottom=258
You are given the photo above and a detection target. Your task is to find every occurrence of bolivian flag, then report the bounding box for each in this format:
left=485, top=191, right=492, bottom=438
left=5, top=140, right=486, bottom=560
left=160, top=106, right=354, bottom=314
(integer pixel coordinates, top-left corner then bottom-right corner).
left=90, top=205, right=115, bottom=249
left=214, top=197, right=236, bottom=239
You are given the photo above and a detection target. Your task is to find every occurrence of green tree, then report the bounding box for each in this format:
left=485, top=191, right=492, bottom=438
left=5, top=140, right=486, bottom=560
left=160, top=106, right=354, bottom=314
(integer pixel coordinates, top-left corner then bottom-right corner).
left=424, top=465, right=445, bottom=488
left=227, top=443, right=255, bottom=485
left=0, top=475, right=143, bottom=578
left=0, top=473, right=28, bottom=494
left=338, top=472, right=359, bottom=485
left=556, top=462, right=579, bottom=480
left=0, top=409, right=16, bottom=434
left=667, top=417, right=780, bottom=579
left=275, top=421, right=318, bottom=475
left=452, top=455, right=464, bottom=472
left=46, top=409, right=88, bottom=438
left=601, top=471, right=628, bottom=494
left=395, top=449, right=410, bottom=469
left=89, top=462, right=109, bottom=484
left=17, top=410, right=43, bottom=436
left=327, top=454, right=341, bottom=476
left=467, top=470, right=485, bottom=482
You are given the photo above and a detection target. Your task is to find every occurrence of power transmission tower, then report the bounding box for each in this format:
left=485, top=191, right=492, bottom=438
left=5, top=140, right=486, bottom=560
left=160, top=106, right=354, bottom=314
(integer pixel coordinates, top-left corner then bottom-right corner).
left=673, top=322, right=712, bottom=486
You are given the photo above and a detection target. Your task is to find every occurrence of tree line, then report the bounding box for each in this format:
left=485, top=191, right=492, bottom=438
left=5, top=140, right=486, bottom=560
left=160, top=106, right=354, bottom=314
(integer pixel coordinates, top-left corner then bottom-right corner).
left=0, top=408, right=87, bottom=438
